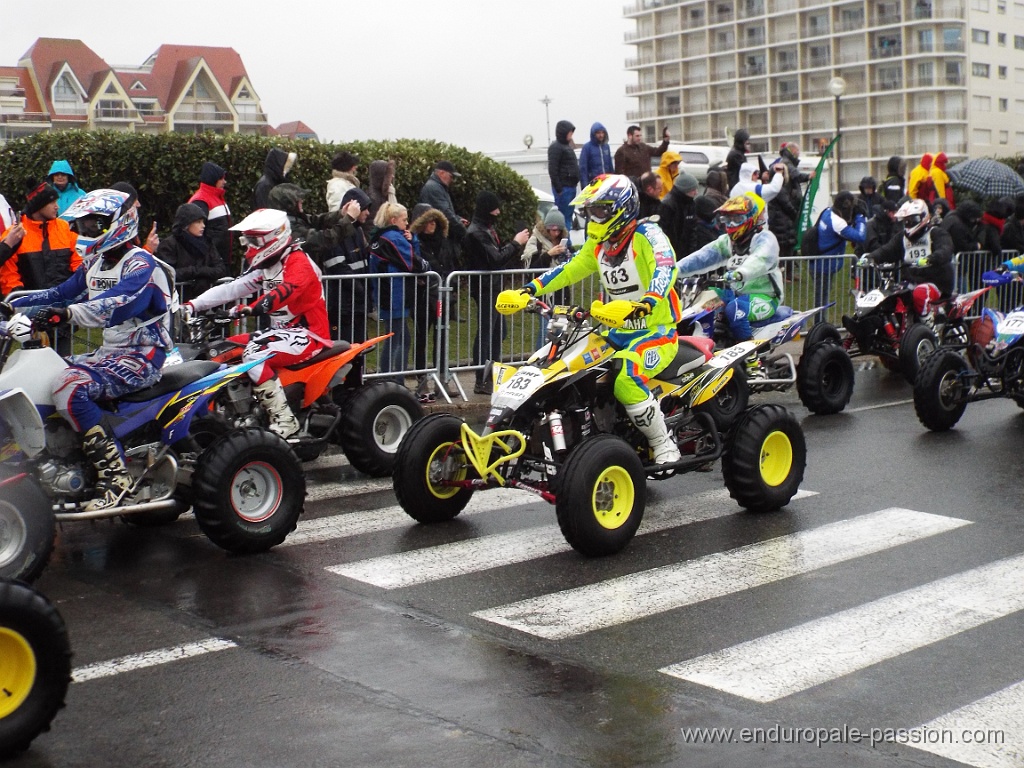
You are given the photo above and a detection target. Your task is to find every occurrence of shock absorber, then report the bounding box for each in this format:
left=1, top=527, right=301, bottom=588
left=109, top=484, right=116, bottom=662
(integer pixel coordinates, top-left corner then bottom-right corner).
left=546, top=410, right=567, bottom=453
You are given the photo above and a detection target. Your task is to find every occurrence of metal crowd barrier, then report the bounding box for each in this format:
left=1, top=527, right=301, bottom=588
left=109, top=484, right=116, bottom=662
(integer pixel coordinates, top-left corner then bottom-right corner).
left=6, top=250, right=1021, bottom=402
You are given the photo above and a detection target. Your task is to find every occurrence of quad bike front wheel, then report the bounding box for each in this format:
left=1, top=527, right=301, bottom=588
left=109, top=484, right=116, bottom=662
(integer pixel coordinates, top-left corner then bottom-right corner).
left=722, top=404, right=806, bottom=512
left=393, top=414, right=475, bottom=523
left=797, top=342, right=855, bottom=415
left=556, top=435, right=646, bottom=557
left=0, top=580, right=71, bottom=757
left=0, top=472, right=55, bottom=583
left=337, top=382, right=424, bottom=477
left=192, top=428, right=305, bottom=553
left=913, top=350, right=969, bottom=432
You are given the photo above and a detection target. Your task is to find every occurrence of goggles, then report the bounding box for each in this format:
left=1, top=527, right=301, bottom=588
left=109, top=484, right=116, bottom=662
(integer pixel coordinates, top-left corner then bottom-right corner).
left=239, top=226, right=283, bottom=249
left=717, top=213, right=747, bottom=230
left=585, top=203, right=614, bottom=223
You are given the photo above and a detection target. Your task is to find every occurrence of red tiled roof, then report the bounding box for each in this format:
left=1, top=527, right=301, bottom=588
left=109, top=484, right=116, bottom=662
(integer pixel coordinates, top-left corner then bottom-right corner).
left=0, top=66, right=43, bottom=113
left=146, top=44, right=249, bottom=109
left=276, top=120, right=317, bottom=138
left=20, top=38, right=111, bottom=114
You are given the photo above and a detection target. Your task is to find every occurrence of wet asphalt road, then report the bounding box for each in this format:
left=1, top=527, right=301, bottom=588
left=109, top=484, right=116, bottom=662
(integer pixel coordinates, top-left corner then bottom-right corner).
left=10, top=360, right=1024, bottom=768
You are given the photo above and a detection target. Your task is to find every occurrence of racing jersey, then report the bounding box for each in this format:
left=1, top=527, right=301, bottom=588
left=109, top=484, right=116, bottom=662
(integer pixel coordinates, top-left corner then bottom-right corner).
left=676, top=229, right=784, bottom=302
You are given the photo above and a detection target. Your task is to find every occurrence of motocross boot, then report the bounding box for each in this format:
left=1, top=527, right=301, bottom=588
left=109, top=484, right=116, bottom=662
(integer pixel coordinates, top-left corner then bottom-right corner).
left=81, top=425, right=133, bottom=512
left=254, top=378, right=300, bottom=438
left=625, top=395, right=681, bottom=465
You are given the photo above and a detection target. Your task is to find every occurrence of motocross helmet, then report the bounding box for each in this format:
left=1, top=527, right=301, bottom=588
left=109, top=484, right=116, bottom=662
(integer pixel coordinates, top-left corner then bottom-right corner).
left=895, top=198, right=930, bottom=240
left=571, top=174, right=639, bottom=244
left=231, top=208, right=292, bottom=269
left=715, top=193, right=765, bottom=249
left=61, top=189, right=138, bottom=258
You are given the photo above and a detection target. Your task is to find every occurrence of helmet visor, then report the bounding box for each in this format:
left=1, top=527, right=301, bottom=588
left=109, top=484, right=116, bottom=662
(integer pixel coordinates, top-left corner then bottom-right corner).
left=717, top=213, right=747, bottom=230
left=902, top=214, right=924, bottom=231
left=585, top=203, right=614, bottom=223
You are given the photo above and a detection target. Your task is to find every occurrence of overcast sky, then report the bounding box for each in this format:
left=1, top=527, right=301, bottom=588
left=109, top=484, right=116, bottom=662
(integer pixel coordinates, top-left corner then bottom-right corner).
left=5, top=0, right=635, bottom=153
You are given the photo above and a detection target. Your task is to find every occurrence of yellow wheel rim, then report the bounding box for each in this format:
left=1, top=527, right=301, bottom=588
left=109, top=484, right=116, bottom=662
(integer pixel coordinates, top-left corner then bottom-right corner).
left=760, top=430, right=793, bottom=487
left=592, top=466, right=635, bottom=530
left=425, top=442, right=468, bottom=499
left=0, top=627, right=36, bottom=719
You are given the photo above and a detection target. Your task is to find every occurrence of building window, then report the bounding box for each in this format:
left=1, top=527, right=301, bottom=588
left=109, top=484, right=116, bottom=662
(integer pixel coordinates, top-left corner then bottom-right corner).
left=1016, top=67, right=1024, bottom=82
left=1016, top=99, right=1024, bottom=113
left=913, top=0, right=932, bottom=18
left=1016, top=132, right=1024, bottom=144
left=1000, top=65, right=1009, bottom=77
left=1000, top=130, right=1009, bottom=143
left=95, top=100, right=128, bottom=119
left=946, top=61, right=963, bottom=83
left=52, top=73, right=85, bottom=114
left=879, top=64, right=902, bottom=89
left=943, top=27, right=964, bottom=51
left=973, top=95, right=992, bottom=111
left=999, top=32, right=1007, bottom=45
left=917, top=62, right=934, bottom=85
left=1016, top=2, right=1024, bottom=17
left=972, top=29, right=990, bottom=43
left=973, top=62, right=991, bottom=76
left=998, top=0, right=1007, bottom=10
left=971, top=0, right=990, bottom=9
left=1000, top=97, right=1010, bottom=110
left=876, top=33, right=902, bottom=55
left=973, top=128, right=992, bottom=143
left=810, top=44, right=830, bottom=66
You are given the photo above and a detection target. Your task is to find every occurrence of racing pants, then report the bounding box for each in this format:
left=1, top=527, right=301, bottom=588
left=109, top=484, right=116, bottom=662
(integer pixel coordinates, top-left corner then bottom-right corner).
left=607, top=326, right=679, bottom=406
left=53, top=347, right=165, bottom=432
left=725, top=293, right=779, bottom=340
left=232, top=327, right=326, bottom=385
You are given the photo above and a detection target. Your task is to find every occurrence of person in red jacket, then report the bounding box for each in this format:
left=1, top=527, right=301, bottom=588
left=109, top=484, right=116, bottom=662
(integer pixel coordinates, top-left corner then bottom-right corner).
left=188, top=162, right=232, bottom=266
left=183, top=208, right=329, bottom=438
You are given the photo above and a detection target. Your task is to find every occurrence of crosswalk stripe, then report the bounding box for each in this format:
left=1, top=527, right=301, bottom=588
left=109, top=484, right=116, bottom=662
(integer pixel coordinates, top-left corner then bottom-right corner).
left=72, top=638, right=237, bottom=683
left=305, top=477, right=393, bottom=501
left=907, top=679, right=1024, bottom=767
left=473, top=508, right=970, bottom=640
left=660, top=552, right=1024, bottom=702
left=280, top=487, right=535, bottom=547
left=328, top=488, right=818, bottom=588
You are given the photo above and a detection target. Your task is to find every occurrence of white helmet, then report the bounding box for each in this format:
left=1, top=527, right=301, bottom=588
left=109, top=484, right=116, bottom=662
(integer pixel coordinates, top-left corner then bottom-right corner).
left=231, top=208, right=292, bottom=269
left=895, top=198, right=930, bottom=240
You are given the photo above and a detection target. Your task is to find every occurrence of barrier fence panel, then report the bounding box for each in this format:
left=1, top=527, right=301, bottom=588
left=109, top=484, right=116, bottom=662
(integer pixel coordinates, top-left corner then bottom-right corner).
left=954, top=250, right=1023, bottom=313
left=778, top=255, right=859, bottom=326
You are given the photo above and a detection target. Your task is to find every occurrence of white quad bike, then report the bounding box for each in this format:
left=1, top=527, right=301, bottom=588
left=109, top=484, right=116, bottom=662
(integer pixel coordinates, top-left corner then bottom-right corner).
left=0, top=314, right=305, bottom=582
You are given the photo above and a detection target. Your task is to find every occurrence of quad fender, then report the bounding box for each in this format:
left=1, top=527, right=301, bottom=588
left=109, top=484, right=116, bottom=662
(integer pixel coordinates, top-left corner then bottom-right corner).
left=949, top=287, right=991, bottom=317
left=0, top=347, right=66, bottom=410
left=0, top=390, right=45, bottom=459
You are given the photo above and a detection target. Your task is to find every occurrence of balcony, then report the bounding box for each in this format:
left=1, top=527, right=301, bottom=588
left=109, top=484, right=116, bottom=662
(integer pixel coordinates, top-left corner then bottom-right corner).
left=871, top=45, right=904, bottom=58
left=0, top=112, right=50, bottom=124
left=174, top=108, right=234, bottom=122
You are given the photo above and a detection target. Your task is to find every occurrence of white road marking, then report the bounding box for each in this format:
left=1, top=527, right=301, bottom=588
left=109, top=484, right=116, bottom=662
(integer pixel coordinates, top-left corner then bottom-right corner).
left=280, top=487, right=537, bottom=547
left=908, top=679, right=1024, bottom=768
left=330, top=489, right=818, bottom=588
left=72, top=638, right=237, bottom=683
left=473, top=508, right=970, bottom=640
left=661, top=553, right=1024, bottom=702
left=843, top=398, right=914, bottom=413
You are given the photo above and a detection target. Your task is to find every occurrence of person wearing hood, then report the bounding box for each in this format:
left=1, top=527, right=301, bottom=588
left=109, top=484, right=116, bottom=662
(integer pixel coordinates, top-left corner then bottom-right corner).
left=908, top=153, right=933, bottom=201
left=688, top=195, right=722, bottom=254
left=252, top=147, right=297, bottom=210
left=188, top=162, right=232, bottom=266
left=882, top=156, right=906, bottom=203
left=703, top=167, right=730, bottom=208
left=929, top=152, right=955, bottom=210
left=726, top=129, right=751, bottom=189
left=409, top=203, right=453, bottom=402
left=579, top=122, right=613, bottom=186
left=548, top=120, right=581, bottom=230
left=614, top=124, right=671, bottom=180
left=155, top=203, right=227, bottom=304
left=655, top=151, right=683, bottom=198
left=657, top=172, right=699, bottom=255
left=367, top=159, right=398, bottom=221
left=267, top=183, right=364, bottom=270
left=463, top=190, right=529, bottom=394
left=858, top=176, right=886, bottom=220
left=1000, top=195, right=1024, bottom=253
left=326, top=151, right=360, bottom=212
left=47, top=160, right=86, bottom=215
left=730, top=162, right=785, bottom=204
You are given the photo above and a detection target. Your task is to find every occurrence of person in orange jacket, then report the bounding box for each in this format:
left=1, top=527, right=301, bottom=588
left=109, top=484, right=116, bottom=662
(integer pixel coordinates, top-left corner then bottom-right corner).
left=907, top=153, right=933, bottom=200
left=929, top=152, right=955, bottom=210
left=0, top=181, right=80, bottom=297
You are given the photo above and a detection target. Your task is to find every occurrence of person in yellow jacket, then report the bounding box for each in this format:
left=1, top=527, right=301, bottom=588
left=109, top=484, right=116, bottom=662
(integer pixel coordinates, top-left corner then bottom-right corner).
left=907, top=153, right=934, bottom=200
left=655, top=151, right=682, bottom=199
left=496, top=174, right=684, bottom=464
left=929, top=152, right=955, bottom=210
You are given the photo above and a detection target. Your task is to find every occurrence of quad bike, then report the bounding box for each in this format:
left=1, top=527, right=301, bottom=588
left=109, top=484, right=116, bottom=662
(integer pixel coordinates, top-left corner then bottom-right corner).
left=914, top=270, right=1024, bottom=431
left=0, top=314, right=305, bottom=582
left=175, top=314, right=423, bottom=473
left=0, top=579, right=71, bottom=757
left=676, top=275, right=855, bottom=415
left=392, top=298, right=806, bottom=557
left=814, top=262, right=989, bottom=386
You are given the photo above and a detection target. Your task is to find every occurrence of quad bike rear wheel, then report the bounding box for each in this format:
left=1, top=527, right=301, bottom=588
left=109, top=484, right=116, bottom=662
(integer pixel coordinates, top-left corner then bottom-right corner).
left=802, top=322, right=841, bottom=353
left=695, top=373, right=749, bottom=431
left=913, top=350, right=969, bottom=432
left=0, top=580, right=71, bottom=757
left=722, top=404, right=806, bottom=512
left=192, top=428, right=305, bottom=553
left=0, top=472, right=55, bottom=583
left=556, top=435, right=646, bottom=557
left=337, top=382, right=423, bottom=477
left=393, top=414, right=475, bottom=523
left=797, top=342, right=855, bottom=415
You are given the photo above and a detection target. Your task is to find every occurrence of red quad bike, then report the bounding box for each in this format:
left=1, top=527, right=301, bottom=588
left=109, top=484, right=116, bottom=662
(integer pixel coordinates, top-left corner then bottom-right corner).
left=177, top=315, right=423, bottom=473
left=0, top=579, right=71, bottom=758
left=808, top=262, right=990, bottom=385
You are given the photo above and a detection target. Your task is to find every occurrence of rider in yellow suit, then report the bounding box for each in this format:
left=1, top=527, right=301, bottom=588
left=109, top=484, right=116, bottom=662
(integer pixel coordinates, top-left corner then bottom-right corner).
left=497, top=174, right=683, bottom=464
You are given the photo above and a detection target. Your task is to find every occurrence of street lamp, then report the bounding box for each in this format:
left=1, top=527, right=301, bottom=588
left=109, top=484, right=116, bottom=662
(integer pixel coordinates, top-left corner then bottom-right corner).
left=540, top=95, right=552, bottom=145
left=827, top=76, right=846, bottom=193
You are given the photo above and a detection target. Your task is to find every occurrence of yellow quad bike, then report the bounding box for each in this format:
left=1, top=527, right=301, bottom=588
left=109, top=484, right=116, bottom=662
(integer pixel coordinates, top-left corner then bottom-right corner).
left=393, top=295, right=807, bottom=557
left=0, top=579, right=71, bottom=757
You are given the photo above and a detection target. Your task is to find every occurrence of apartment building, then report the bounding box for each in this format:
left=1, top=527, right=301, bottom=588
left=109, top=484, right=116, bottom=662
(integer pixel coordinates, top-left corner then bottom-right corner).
left=0, top=38, right=291, bottom=143
left=624, top=0, right=1024, bottom=188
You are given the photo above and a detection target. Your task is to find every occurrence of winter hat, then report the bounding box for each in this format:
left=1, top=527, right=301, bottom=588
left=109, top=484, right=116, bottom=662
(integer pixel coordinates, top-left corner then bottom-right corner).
left=411, top=203, right=432, bottom=222
left=474, top=190, right=502, bottom=219
left=341, top=187, right=371, bottom=212
left=543, top=208, right=566, bottom=230
left=332, top=151, right=359, bottom=172
left=675, top=172, right=699, bottom=193
left=199, top=162, right=226, bottom=186
left=24, top=181, right=59, bottom=215
left=173, top=203, right=206, bottom=230
left=268, top=183, right=309, bottom=213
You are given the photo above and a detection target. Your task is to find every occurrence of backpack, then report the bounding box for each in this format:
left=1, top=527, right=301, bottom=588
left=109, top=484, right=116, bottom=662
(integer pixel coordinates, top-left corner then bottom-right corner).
left=917, top=174, right=937, bottom=204
left=800, top=212, right=824, bottom=256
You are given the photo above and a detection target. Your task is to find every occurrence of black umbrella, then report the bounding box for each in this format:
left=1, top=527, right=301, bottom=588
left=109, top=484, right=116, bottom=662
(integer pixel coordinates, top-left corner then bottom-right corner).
left=948, top=158, right=1024, bottom=198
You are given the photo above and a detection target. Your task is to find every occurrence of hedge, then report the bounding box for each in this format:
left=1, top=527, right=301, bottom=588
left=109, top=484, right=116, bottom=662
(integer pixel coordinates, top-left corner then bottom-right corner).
left=0, top=131, right=538, bottom=243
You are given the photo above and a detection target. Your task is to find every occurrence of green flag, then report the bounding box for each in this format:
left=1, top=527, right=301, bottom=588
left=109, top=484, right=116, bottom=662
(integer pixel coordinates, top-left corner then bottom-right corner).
left=796, top=135, right=840, bottom=246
